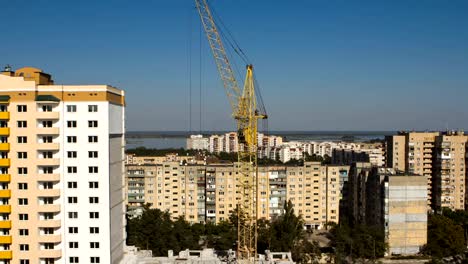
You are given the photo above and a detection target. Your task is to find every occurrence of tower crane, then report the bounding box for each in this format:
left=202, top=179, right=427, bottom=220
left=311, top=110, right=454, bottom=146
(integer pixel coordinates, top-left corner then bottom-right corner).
left=194, top=0, right=267, bottom=262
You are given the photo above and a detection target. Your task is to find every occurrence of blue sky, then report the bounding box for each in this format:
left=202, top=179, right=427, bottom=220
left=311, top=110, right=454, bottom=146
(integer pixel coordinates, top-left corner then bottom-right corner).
left=1, top=0, right=467, bottom=131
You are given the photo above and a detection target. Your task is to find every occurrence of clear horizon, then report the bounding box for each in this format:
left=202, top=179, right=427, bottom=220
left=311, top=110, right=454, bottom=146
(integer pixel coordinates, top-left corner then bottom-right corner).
left=1, top=0, right=467, bottom=131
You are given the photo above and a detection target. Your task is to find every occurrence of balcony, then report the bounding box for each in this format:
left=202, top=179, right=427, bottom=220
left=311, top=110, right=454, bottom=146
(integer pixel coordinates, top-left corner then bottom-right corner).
left=37, top=127, right=60, bottom=135
left=0, top=159, right=9, bottom=167
left=0, top=221, right=11, bottom=229
left=36, top=112, right=60, bottom=120
left=0, top=112, right=9, bottom=120
left=0, top=251, right=12, bottom=260
left=38, top=220, right=61, bottom=228
left=0, top=175, right=9, bottom=183
left=0, top=190, right=10, bottom=198
left=0, top=236, right=11, bottom=244
left=0, top=144, right=9, bottom=152
left=38, top=204, right=60, bottom=213
left=38, top=234, right=61, bottom=243
left=37, top=173, right=60, bottom=182
left=37, top=189, right=60, bottom=197
left=37, top=143, right=60, bottom=151
left=0, top=205, right=10, bottom=214
left=39, top=249, right=62, bottom=259
left=0, top=128, right=9, bottom=136
left=37, top=159, right=60, bottom=167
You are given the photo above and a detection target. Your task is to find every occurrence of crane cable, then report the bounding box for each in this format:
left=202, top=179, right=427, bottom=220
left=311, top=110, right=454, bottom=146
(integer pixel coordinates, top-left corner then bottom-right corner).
left=207, top=0, right=268, bottom=122
left=187, top=4, right=193, bottom=133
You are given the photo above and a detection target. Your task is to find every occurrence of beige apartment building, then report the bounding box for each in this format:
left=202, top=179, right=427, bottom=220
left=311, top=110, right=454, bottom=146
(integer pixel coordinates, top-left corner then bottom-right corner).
left=433, top=131, right=467, bottom=210
left=0, top=67, right=126, bottom=264
left=346, top=165, right=427, bottom=255
left=386, top=131, right=468, bottom=211
left=125, top=160, right=349, bottom=229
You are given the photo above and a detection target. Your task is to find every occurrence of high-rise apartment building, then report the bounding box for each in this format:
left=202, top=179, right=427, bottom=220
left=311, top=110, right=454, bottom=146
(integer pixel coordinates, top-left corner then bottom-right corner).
left=125, top=160, right=349, bottom=230
left=0, top=67, right=125, bottom=264
left=386, top=131, right=468, bottom=211
left=345, top=165, right=427, bottom=256
left=433, top=131, right=467, bottom=210
left=386, top=132, right=438, bottom=208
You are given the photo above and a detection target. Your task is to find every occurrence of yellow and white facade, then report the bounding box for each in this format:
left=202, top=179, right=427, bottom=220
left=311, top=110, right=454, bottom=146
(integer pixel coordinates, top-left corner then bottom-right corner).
left=0, top=67, right=125, bottom=264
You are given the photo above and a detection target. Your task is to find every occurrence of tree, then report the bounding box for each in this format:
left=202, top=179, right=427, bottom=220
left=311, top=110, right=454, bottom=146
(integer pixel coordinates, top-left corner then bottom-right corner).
left=329, top=222, right=386, bottom=262
left=269, top=200, right=304, bottom=252
left=423, top=213, right=465, bottom=258
left=126, top=208, right=202, bottom=256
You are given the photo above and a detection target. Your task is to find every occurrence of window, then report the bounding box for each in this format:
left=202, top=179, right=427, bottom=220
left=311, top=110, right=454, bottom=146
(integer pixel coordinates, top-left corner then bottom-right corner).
left=18, top=198, right=28, bottom=205
left=88, top=105, right=98, bottom=112
left=43, top=197, right=54, bottom=204
left=17, top=152, right=27, bottom=159
left=89, top=166, right=98, bottom=173
left=89, top=227, right=99, bottom=234
left=67, top=121, right=77, bottom=128
left=91, top=256, right=100, bottom=263
left=20, top=260, right=29, bottom=264
left=18, top=167, right=28, bottom=175
left=67, top=105, right=77, bottom=112
left=67, top=151, right=77, bottom=158
left=88, top=121, right=98, bottom=128
left=44, top=243, right=54, bottom=249
left=17, top=136, right=27, bottom=143
left=88, top=151, right=98, bottom=158
left=67, top=167, right=77, bottom=174
left=18, top=183, right=28, bottom=190
left=42, top=182, right=53, bottom=189
left=17, top=105, right=27, bottom=112
left=17, top=121, right=27, bottom=128
left=69, top=257, right=79, bottom=263
left=42, top=151, right=53, bottom=158
left=43, top=167, right=53, bottom=174
left=42, top=120, right=52, bottom=127
left=19, top=229, right=29, bottom=236
left=68, top=182, right=77, bottom=188
left=44, top=228, right=54, bottom=234
left=68, top=212, right=78, bottom=219
left=42, top=105, right=52, bottom=112
left=89, top=212, right=99, bottom=219
left=43, top=213, right=54, bottom=220
left=68, top=197, right=78, bottom=204
left=89, top=182, right=99, bottom=188
left=88, top=136, right=98, bottom=143
left=42, top=136, right=53, bottom=143
left=19, top=214, right=28, bottom=220
left=20, top=244, right=29, bottom=251
left=89, top=197, right=99, bottom=204
left=67, top=136, right=77, bottom=143
left=90, top=242, right=100, bottom=249
left=68, top=227, right=78, bottom=234
left=69, top=242, right=78, bottom=248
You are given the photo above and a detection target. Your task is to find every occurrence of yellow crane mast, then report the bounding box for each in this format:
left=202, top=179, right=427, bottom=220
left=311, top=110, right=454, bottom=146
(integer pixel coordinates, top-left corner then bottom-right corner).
left=194, top=0, right=267, bottom=262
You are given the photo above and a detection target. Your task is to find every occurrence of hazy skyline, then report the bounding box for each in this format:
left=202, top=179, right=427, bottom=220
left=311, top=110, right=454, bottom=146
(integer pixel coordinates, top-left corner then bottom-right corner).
left=1, top=0, right=467, bottom=131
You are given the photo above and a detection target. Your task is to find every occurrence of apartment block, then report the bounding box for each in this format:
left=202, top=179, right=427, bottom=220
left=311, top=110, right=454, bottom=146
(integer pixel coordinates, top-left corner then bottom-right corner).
left=386, top=131, right=468, bottom=211
left=432, top=131, right=467, bottom=210
left=0, top=67, right=125, bottom=264
left=125, top=161, right=349, bottom=230
left=345, top=165, right=427, bottom=255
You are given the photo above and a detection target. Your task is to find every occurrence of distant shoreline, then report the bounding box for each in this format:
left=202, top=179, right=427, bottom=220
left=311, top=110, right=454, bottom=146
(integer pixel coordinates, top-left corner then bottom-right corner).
left=126, top=130, right=397, bottom=139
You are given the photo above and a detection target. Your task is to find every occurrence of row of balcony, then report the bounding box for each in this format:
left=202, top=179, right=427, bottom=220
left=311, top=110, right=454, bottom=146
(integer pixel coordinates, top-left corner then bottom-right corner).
left=0, top=128, right=61, bottom=138
left=0, top=111, right=60, bottom=120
